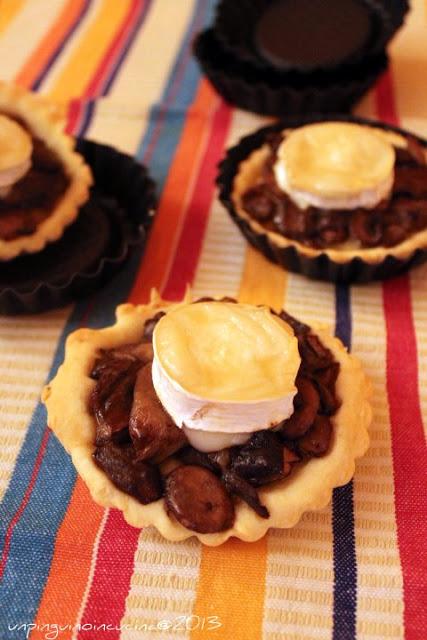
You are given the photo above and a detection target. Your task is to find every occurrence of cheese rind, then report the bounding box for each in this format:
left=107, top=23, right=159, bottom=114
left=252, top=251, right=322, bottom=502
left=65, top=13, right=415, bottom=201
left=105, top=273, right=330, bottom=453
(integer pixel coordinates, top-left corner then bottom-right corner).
left=274, top=122, right=396, bottom=210
left=152, top=302, right=300, bottom=448
left=153, top=302, right=300, bottom=402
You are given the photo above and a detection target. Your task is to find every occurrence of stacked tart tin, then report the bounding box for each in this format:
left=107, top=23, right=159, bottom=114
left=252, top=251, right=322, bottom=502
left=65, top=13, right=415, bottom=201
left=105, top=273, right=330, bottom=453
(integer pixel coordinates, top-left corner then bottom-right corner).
left=194, top=0, right=409, bottom=116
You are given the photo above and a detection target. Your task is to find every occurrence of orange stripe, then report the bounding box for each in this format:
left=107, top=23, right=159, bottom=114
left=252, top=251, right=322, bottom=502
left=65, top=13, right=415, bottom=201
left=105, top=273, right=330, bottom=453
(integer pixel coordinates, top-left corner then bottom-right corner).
left=47, top=0, right=132, bottom=101
left=0, top=0, right=26, bottom=36
left=14, top=0, right=86, bottom=89
left=191, top=251, right=288, bottom=640
left=32, top=480, right=104, bottom=639
left=128, top=79, right=216, bottom=304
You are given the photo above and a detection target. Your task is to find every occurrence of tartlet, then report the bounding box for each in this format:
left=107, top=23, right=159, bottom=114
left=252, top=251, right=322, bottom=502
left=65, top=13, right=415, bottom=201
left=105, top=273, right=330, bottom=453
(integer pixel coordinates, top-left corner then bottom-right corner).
left=0, top=82, right=92, bottom=261
left=193, top=0, right=407, bottom=117
left=42, top=291, right=371, bottom=545
left=218, top=116, right=427, bottom=283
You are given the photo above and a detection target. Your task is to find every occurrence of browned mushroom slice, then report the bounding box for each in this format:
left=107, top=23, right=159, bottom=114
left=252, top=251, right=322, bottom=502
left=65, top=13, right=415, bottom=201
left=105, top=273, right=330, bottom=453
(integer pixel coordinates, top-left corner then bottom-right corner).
left=142, top=311, right=166, bottom=342
left=390, top=198, right=427, bottom=232
left=93, top=442, right=163, bottom=504
left=177, top=446, right=230, bottom=475
left=177, top=446, right=219, bottom=474
left=242, top=184, right=279, bottom=222
left=297, top=415, right=333, bottom=457
left=91, top=343, right=153, bottom=379
left=281, top=376, right=320, bottom=439
left=395, top=137, right=426, bottom=166
left=129, top=363, right=187, bottom=462
left=282, top=446, right=301, bottom=475
left=277, top=309, right=309, bottom=335
left=230, top=430, right=285, bottom=486
left=394, top=166, right=427, bottom=197
left=350, top=210, right=383, bottom=247
left=312, top=362, right=341, bottom=415
left=223, top=470, right=269, bottom=519
left=299, top=332, right=335, bottom=371
left=165, top=465, right=235, bottom=533
left=314, top=362, right=340, bottom=387
left=91, top=359, right=141, bottom=446
left=314, top=380, right=341, bottom=416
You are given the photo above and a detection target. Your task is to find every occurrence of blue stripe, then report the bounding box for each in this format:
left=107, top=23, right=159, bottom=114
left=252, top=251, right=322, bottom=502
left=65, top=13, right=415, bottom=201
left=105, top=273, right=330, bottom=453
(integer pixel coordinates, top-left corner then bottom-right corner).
left=78, top=99, right=95, bottom=137
left=102, top=0, right=154, bottom=96
left=137, top=0, right=213, bottom=191
left=0, top=0, right=213, bottom=632
left=31, top=0, right=92, bottom=91
left=332, top=284, right=357, bottom=640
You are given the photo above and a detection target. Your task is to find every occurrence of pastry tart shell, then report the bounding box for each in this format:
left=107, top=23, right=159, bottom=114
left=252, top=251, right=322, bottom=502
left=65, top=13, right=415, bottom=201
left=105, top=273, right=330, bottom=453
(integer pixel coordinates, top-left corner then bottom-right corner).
left=217, top=116, right=427, bottom=283
left=0, top=82, right=92, bottom=261
left=42, top=292, right=372, bottom=545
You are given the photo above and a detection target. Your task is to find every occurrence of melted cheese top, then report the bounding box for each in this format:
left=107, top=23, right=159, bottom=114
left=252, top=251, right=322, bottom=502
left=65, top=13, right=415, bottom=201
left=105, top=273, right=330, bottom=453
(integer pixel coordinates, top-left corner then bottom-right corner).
left=276, top=122, right=395, bottom=199
left=153, top=302, right=300, bottom=402
left=0, top=114, right=32, bottom=172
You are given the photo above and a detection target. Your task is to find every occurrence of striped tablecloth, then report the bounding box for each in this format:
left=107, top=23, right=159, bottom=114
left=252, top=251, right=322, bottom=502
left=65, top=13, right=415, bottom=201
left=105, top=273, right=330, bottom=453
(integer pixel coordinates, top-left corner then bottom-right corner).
left=0, top=1, right=426, bottom=639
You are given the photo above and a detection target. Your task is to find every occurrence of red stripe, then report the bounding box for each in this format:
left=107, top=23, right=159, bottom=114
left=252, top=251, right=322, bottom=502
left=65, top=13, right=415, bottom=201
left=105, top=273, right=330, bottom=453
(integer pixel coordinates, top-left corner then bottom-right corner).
left=383, top=278, right=427, bottom=638
left=375, top=69, right=399, bottom=126
left=376, top=72, right=427, bottom=638
left=163, top=100, right=233, bottom=299
left=65, top=99, right=85, bottom=135
left=84, top=0, right=142, bottom=98
left=0, top=428, right=50, bottom=580
left=142, top=0, right=208, bottom=165
left=77, top=510, right=140, bottom=640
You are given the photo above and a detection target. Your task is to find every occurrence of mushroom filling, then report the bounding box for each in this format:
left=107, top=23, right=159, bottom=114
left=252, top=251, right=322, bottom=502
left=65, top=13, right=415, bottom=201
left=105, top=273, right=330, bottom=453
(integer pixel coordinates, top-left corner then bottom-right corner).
left=241, top=132, right=427, bottom=249
left=0, top=116, right=70, bottom=241
left=89, top=300, right=341, bottom=534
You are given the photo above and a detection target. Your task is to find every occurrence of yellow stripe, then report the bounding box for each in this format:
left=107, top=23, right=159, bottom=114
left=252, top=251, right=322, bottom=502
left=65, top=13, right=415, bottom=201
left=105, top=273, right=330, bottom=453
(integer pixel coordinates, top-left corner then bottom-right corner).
left=47, top=0, right=132, bottom=101
left=191, top=250, right=287, bottom=640
left=238, top=246, right=287, bottom=309
left=0, top=0, right=26, bottom=35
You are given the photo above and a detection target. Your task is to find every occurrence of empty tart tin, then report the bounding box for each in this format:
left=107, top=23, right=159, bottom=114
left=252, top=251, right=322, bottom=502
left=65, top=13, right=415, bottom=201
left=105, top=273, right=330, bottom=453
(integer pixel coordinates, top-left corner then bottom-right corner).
left=193, top=28, right=388, bottom=117
left=0, top=139, right=156, bottom=314
left=217, top=115, right=427, bottom=284
left=213, top=0, right=408, bottom=74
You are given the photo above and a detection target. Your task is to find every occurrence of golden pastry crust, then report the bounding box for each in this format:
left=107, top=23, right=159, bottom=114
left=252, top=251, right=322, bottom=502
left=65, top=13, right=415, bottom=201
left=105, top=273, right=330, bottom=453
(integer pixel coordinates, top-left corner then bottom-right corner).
left=42, top=292, right=371, bottom=545
left=232, top=133, right=427, bottom=265
left=0, top=82, right=92, bottom=261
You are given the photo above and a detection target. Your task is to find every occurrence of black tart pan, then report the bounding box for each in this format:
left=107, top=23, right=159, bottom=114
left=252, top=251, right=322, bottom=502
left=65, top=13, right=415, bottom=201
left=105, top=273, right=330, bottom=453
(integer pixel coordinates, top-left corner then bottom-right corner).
left=213, top=0, right=406, bottom=75
left=217, top=115, right=427, bottom=284
left=194, top=28, right=388, bottom=117
left=0, top=139, right=156, bottom=314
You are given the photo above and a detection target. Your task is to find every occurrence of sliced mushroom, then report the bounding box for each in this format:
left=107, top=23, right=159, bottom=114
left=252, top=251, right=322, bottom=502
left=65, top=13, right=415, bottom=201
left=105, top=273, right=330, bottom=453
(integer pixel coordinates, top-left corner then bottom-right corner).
left=91, top=359, right=141, bottom=446
left=90, top=342, right=153, bottom=380
left=129, top=363, right=187, bottom=462
left=278, top=309, right=310, bottom=335
left=281, top=376, right=320, bottom=439
left=231, top=430, right=285, bottom=486
left=299, top=332, right=334, bottom=371
left=297, top=415, right=332, bottom=457
left=394, top=166, right=427, bottom=198
left=241, top=184, right=279, bottom=221
left=142, top=311, right=166, bottom=342
left=165, top=465, right=235, bottom=533
left=93, top=442, right=162, bottom=504
left=283, top=446, right=301, bottom=476
left=223, top=470, right=269, bottom=519
left=350, top=210, right=383, bottom=247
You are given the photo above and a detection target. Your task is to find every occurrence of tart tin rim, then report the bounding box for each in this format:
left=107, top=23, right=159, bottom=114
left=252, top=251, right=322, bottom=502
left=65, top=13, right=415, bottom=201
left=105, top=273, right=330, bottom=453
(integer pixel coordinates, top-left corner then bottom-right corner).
left=0, top=138, right=156, bottom=313
left=213, top=0, right=407, bottom=75
left=193, top=28, right=388, bottom=117
left=217, top=114, right=427, bottom=283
